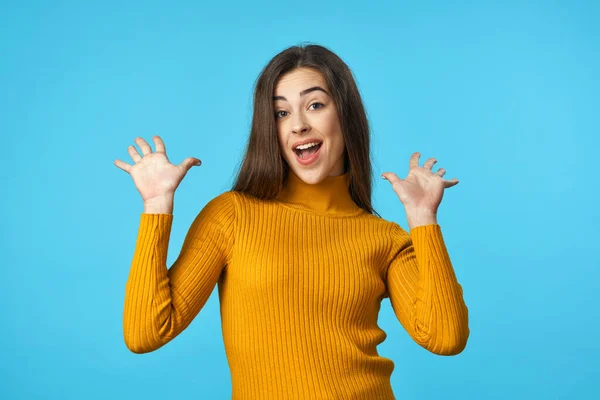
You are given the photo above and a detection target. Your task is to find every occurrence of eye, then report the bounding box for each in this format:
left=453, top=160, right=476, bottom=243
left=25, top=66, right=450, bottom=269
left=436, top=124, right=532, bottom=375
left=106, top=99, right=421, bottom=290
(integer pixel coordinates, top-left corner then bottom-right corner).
left=275, top=103, right=324, bottom=119
left=275, top=110, right=288, bottom=119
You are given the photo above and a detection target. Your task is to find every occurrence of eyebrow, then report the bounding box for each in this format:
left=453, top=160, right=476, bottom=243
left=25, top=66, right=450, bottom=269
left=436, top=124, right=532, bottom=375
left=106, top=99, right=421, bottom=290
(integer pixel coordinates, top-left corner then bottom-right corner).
left=273, top=86, right=330, bottom=102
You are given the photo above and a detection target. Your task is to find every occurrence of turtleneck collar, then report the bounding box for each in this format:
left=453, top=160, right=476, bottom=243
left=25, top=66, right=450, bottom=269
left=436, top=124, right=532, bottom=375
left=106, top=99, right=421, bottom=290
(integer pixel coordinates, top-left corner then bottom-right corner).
left=275, top=169, right=361, bottom=215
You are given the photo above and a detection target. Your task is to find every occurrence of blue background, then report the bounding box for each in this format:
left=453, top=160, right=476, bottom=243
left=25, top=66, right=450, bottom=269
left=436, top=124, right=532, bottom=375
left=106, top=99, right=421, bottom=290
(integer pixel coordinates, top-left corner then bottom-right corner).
left=1, top=0, right=598, bottom=399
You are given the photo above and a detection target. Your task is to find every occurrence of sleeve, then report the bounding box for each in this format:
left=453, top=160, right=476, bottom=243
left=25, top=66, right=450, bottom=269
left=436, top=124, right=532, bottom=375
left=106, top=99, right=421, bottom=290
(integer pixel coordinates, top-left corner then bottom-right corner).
left=383, top=222, right=470, bottom=356
left=123, top=191, right=238, bottom=354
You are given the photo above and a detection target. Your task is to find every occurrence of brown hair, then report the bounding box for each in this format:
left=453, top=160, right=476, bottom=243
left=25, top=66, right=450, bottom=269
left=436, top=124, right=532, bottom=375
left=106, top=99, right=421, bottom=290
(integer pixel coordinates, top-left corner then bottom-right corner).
left=231, top=43, right=380, bottom=217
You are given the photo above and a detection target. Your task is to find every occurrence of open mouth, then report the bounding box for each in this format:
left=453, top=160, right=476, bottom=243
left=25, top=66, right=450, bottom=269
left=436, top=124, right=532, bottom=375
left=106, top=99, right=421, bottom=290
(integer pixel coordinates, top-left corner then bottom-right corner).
left=294, top=142, right=323, bottom=160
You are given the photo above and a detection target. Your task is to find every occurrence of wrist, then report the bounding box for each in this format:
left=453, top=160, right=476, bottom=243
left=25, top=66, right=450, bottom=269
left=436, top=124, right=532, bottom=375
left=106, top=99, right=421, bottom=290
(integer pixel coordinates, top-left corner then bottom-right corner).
left=406, top=208, right=438, bottom=230
left=143, top=194, right=174, bottom=214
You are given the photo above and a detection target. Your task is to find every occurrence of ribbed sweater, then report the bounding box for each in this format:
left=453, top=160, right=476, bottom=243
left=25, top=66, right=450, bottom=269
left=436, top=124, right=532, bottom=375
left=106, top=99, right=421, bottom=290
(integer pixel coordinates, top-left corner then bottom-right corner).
left=123, top=169, right=470, bottom=399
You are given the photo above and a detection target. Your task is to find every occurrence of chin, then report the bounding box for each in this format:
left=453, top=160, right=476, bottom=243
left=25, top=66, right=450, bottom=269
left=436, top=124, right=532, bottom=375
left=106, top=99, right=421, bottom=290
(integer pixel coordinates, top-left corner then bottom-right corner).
left=293, top=167, right=329, bottom=184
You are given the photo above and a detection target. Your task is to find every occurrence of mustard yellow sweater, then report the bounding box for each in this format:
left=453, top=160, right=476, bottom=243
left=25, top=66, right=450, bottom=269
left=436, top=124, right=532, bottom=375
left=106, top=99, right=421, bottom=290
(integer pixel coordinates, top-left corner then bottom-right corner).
left=123, top=169, right=470, bottom=399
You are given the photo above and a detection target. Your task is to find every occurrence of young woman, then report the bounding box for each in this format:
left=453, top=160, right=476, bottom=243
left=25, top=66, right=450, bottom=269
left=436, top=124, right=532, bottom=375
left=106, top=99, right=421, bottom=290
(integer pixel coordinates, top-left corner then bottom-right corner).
left=115, top=44, right=469, bottom=399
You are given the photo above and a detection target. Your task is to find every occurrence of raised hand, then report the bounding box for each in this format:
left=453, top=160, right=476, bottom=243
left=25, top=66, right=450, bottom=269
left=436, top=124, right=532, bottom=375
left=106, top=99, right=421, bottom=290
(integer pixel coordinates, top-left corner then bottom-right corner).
left=114, top=136, right=202, bottom=203
left=381, top=152, right=459, bottom=215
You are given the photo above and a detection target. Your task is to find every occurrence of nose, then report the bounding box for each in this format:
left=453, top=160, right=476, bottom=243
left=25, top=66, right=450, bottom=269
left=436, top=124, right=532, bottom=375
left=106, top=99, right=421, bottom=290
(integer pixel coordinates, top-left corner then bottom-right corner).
left=291, top=113, right=310, bottom=135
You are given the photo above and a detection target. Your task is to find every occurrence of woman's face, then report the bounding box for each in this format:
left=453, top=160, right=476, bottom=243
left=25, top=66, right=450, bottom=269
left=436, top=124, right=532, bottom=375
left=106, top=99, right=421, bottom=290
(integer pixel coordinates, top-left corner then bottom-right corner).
left=274, top=67, right=345, bottom=184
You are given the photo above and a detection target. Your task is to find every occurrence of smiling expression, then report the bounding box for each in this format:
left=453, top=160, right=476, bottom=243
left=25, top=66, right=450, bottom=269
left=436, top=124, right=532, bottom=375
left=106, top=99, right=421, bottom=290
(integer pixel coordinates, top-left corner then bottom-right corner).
left=274, top=67, right=346, bottom=184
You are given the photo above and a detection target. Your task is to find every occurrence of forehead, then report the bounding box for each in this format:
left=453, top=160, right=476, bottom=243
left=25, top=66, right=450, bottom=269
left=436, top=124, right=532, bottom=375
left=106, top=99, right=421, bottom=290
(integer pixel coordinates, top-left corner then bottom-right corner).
left=274, top=68, right=328, bottom=95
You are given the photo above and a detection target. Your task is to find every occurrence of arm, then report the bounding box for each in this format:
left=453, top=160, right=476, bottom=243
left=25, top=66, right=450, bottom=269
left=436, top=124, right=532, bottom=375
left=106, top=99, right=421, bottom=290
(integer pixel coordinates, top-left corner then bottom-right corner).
left=123, top=191, right=237, bottom=353
left=384, top=222, right=469, bottom=356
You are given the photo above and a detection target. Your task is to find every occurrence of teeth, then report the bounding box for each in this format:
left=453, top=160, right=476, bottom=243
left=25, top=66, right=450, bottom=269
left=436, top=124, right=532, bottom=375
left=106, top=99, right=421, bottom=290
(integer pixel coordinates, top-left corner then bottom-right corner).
left=295, top=142, right=320, bottom=150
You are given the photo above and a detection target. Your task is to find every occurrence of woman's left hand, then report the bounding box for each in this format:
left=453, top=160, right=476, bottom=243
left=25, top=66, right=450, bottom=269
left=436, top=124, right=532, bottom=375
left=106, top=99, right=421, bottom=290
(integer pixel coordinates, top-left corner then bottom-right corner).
left=381, top=152, right=459, bottom=215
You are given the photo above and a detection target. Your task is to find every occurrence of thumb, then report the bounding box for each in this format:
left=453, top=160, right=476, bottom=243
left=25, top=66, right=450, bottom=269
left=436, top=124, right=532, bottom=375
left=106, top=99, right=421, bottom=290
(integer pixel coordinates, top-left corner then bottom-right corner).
left=180, top=157, right=202, bottom=171
left=381, top=172, right=402, bottom=185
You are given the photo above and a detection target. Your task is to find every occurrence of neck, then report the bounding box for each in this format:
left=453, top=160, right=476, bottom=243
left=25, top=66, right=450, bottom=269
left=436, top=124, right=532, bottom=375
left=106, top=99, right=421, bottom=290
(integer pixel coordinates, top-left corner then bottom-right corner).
left=275, top=169, right=360, bottom=215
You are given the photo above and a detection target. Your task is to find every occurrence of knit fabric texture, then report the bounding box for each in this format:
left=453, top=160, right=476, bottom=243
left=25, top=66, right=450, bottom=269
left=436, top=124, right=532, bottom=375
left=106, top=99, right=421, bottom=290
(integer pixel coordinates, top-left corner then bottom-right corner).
left=123, top=169, right=470, bottom=399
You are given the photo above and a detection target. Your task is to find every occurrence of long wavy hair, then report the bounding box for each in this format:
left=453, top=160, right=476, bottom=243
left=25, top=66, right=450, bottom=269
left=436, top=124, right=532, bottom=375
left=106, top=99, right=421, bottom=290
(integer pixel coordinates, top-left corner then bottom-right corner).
left=231, top=43, right=380, bottom=217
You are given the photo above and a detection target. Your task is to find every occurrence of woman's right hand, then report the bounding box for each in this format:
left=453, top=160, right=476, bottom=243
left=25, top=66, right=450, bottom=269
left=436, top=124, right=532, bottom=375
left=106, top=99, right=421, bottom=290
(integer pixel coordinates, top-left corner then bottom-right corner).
left=114, top=136, right=202, bottom=203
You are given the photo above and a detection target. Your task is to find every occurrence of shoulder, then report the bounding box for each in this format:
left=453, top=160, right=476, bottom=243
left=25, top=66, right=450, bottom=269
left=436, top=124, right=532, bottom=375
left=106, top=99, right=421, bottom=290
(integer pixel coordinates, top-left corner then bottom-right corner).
left=361, top=213, right=409, bottom=237
left=202, top=190, right=269, bottom=218
left=366, top=216, right=411, bottom=255
left=209, top=190, right=240, bottom=206
left=196, top=191, right=240, bottom=222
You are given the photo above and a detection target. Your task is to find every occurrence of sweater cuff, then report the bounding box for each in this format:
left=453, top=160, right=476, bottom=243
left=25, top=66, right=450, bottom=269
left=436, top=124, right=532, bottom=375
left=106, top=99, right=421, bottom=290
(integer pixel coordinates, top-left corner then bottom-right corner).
left=410, top=223, right=450, bottom=259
